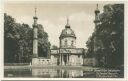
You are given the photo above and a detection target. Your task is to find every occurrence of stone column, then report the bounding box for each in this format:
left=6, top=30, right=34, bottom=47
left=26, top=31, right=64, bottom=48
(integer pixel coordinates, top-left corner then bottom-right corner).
left=62, top=54, right=63, bottom=65
left=32, top=8, right=39, bottom=66
left=33, top=16, right=38, bottom=58
left=66, top=54, right=68, bottom=65
left=62, top=54, right=64, bottom=65
left=59, top=53, right=62, bottom=65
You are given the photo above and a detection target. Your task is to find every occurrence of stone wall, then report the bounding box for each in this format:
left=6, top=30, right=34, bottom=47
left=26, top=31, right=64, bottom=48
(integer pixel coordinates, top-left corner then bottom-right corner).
left=32, top=58, right=51, bottom=66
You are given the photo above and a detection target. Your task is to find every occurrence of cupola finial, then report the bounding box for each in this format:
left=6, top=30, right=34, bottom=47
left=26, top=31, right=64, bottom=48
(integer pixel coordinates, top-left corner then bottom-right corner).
left=95, top=4, right=100, bottom=14
left=33, top=7, right=38, bottom=20
left=96, top=4, right=98, bottom=10
left=67, top=17, right=69, bottom=26
left=35, top=7, right=37, bottom=17
left=65, top=17, right=70, bottom=28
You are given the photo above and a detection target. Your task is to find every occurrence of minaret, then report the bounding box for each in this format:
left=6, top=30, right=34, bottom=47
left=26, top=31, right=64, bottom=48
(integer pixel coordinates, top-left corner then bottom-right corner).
left=93, top=4, right=100, bottom=66
left=94, top=4, right=100, bottom=52
left=33, top=8, right=38, bottom=58
left=94, top=4, right=100, bottom=26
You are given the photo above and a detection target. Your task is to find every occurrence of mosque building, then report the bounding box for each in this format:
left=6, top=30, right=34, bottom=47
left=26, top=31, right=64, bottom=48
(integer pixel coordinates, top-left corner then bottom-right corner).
left=32, top=5, right=100, bottom=66
left=50, top=18, right=84, bottom=66
left=32, top=16, right=85, bottom=66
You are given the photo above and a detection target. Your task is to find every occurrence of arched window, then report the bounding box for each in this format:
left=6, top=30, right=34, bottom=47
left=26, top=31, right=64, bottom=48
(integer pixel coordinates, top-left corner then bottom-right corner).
left=65, top=39, right=67, bottom=46
left=71, top=40, right=74, bottom=46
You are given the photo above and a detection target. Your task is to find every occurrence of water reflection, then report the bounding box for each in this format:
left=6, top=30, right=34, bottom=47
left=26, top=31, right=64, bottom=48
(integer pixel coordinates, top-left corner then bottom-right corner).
left=4, top=67, right=123, bottom=78
left=32, top=69, right=83, bottom=78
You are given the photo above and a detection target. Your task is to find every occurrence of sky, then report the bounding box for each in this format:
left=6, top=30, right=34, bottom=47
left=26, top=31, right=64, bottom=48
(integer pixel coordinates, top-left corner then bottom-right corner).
left=4, top=1, right=104, bottom=48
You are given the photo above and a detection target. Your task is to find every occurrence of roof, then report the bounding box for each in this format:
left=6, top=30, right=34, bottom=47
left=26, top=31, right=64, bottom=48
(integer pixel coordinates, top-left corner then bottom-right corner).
left=60, top=27, right=76, bottom=38
left=59, top=21, right=76, bottom=39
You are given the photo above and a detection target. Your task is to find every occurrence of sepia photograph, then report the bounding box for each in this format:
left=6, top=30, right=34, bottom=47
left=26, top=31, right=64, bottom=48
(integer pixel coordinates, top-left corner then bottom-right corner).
left=3, top=1, right=124, bottom=78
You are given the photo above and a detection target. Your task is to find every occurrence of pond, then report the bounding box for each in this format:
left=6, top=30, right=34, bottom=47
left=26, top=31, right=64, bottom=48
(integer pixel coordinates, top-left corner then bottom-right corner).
left=4, top=66, right=124, bottom=78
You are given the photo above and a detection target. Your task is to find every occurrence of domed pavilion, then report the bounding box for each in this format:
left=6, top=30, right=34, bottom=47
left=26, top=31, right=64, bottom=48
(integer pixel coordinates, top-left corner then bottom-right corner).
left=59, top=18, right=76, bottom=48
left=50, top=18, right=84, bottom=66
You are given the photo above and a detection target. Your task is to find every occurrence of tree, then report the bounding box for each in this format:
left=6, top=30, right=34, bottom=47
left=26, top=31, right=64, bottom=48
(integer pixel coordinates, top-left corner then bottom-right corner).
left=38, top=24, right=51, bottom=57
left=86, top=4, right=124, bottom=68
left=51, top=45, right=58, bottom=50
left=4, top=13, right=51, bottom=63
left=4, top=13, right=20, bottom=63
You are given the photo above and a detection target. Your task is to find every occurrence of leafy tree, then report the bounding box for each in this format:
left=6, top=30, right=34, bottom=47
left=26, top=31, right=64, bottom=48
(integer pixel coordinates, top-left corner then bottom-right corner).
left=86, top=4, right=124, bottom=68
left=4, top=13, right=20, bottom=63
left=4, top=13, right=51, bottom=63
left=51, top=45, right=58, bottom=50
left=38, top=24, right=51, bottom=57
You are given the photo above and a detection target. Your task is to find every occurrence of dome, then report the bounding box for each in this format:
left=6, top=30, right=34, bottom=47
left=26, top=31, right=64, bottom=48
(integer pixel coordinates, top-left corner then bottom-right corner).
left=59, top=25, right=76, bottom=39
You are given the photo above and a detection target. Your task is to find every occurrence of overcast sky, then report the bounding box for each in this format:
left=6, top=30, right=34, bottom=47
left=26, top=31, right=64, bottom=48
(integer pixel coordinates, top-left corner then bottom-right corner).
left=5, top=1, right=104, bottom=48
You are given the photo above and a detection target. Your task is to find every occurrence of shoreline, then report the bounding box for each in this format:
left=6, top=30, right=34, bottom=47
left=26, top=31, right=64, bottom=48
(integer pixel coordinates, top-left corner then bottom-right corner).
left=4, top=65, right=99, bottom=70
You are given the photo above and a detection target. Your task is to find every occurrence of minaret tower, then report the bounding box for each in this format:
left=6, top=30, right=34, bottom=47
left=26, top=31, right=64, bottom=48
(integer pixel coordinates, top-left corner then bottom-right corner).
left=33, top=8, right=38, bottom=58
left=94, top=4, right=100, bottom=26
left=94, top=4, right=100, bottom=52
left=93, top=4, right=100, bottom=66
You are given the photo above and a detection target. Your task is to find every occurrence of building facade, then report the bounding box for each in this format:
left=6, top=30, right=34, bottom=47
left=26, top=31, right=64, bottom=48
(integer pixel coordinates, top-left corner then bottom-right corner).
left=32, top=17, right=85, bottom=66
left=32, top=5, right=100, bottom=66
left=50, top=19, right=84, bottom=66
